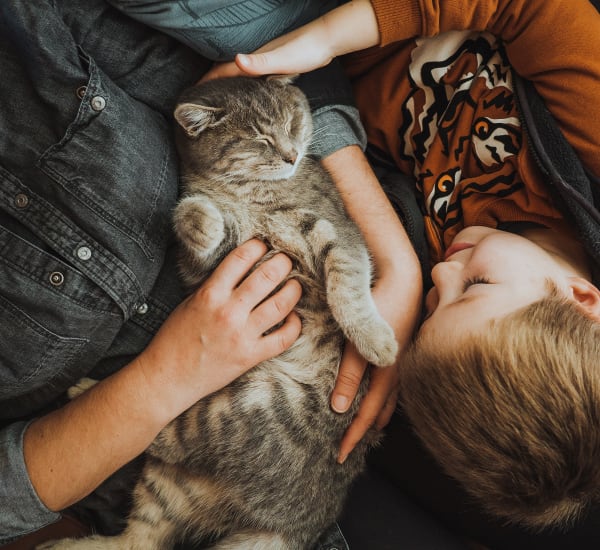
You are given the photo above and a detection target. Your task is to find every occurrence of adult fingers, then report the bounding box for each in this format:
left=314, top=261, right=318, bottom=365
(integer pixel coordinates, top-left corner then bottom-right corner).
left=251, top=278, right=302, bottom=335
left=330, top=342, right=367, bottom=413
left=206, top=239, right=268, bottom=292
left=235, top=252, right=293, bottom=308
left=255, top=311, right=303, bottom=362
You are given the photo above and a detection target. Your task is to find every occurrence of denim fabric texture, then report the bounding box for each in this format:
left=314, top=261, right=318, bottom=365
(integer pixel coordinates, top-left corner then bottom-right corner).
left=0, top=0, right=363, bottom=543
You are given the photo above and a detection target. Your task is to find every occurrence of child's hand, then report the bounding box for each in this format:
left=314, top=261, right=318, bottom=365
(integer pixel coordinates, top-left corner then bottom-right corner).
left=202, top=0, right=379, bottom=81
left=332, top=278, right=409, bottom=464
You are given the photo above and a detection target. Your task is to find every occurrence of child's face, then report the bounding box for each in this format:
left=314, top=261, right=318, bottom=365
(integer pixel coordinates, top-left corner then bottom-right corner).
left=419, top=226, right=574, bottom=339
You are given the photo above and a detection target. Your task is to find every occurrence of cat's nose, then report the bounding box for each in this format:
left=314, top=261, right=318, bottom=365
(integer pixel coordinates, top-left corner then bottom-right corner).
left=282, top=150, right=297, bottom=165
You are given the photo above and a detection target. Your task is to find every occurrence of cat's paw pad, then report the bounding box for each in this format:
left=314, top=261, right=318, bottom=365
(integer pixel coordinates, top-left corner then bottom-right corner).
left=174, top=196, right=225, bottom=254
left=67, top=377, right=99, bottom=400
left=355, top=321, right=398, bottom=368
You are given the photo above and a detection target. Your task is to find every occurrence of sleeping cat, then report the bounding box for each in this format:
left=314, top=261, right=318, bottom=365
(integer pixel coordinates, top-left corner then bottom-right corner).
left=39, top=77, right=398, bottom=550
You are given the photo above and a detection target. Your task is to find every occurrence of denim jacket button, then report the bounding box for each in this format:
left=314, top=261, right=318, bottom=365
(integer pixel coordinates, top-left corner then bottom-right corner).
left=49, top=271, right=65, bottom=286
left=136, top=302, right=149, bottom=315
left=76, top=246, right=92, bottom=261
left=90, top=95, right=106, bottom=111
left=76, top=85, right=87, bottom=100
left=14, top=193, right=29, bottom=208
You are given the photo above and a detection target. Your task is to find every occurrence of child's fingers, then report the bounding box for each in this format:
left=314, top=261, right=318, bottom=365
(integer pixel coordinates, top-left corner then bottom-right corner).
left=199, top=61, right=246, bottom=82
left=235, top=52, right=285, bottom=75
left=236, top=43, right=330, bottom=76
left=331, top=343, right=367, bottom=413
left=336, top=363, right=400, bottom=463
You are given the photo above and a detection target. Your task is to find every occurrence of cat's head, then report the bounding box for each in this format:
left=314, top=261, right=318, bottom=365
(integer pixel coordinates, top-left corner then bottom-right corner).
left=174, top=76, right=312, bottom=182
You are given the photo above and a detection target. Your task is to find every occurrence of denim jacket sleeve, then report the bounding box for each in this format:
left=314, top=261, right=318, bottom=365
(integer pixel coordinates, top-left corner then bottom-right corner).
left=0, top=422, right=60, bottom=543
left=107, top=0, right=367, bottom=158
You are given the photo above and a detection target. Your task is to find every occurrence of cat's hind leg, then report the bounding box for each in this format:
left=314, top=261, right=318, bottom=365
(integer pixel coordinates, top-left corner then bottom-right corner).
left=35, top=510, right=179, bottom=550
left=66, top=377, right=98, bottom=399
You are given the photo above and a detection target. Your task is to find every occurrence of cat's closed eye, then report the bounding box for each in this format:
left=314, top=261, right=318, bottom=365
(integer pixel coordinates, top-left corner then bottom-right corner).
left=256, top=136, right=274, bottom=147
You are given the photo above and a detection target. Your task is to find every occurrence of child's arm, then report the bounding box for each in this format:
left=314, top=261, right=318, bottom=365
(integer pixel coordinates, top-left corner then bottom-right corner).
left=322, top=146, right=422, bottom=464
left=212, top=0, right=600, bottom=180
left=206, top=0, right=380, bottom=79
left=205, top=2, right=423, bottom=458
left=239, top=0, right=379, bottom=75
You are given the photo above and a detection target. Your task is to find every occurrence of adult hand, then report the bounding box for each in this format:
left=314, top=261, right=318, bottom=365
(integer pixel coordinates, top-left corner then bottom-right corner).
left=138, top=239, right=302, bottom=417
left=25, top=239, right=302, bottom=513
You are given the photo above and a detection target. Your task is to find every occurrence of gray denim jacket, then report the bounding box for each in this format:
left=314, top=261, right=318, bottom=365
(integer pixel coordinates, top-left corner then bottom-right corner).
left=0, top=1, right=362, bottom=545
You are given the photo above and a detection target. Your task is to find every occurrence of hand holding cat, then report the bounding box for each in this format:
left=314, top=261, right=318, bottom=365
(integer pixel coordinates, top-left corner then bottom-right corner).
left=137, top=239, right=302, bottom=418
left=334, top=273, right=419, bottom=463
left=201, top=0, right=379, bottom=81
left=23, top=240, right=302, bottom=514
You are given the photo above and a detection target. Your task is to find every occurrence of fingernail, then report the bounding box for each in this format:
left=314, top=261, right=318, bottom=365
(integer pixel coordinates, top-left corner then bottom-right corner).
left=337, top=452, right=348, bottom=464
left=237, top=54, right=250, bottom=67
left=331, top=395, right=349, bottom=413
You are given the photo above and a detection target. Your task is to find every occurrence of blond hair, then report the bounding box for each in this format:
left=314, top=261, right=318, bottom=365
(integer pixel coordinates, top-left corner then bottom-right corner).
left=400, top=293, right=600, bottom=530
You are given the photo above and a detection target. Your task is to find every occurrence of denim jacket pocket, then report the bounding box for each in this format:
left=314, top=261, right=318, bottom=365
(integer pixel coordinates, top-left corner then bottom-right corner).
left=0, top=294, right=87, bottom=400
left=37, top=48, right=178, bottom=262
left=0, top=226, right=123, bottom=416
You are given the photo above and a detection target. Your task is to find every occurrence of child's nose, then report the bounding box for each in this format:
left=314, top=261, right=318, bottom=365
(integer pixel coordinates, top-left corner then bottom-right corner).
left=430, top=260, right=464, bottom=298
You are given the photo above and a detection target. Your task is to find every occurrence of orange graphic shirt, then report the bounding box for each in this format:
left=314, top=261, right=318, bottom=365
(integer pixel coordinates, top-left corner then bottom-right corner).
left=344, top=0, right=600, bottom=263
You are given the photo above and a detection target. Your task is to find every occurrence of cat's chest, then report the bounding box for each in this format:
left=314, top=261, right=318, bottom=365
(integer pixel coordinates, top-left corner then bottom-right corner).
left=240, top=205, right=320, bottom=258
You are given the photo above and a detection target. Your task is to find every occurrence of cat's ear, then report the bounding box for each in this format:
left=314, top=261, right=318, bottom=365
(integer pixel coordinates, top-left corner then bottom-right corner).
left=266, top=74, right=299, bottom=86
left=174, top=103, right=226, bottom=137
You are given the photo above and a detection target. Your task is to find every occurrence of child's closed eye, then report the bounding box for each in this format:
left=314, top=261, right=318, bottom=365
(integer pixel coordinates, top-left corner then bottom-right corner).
left=462, top=276, right=491, bottom=292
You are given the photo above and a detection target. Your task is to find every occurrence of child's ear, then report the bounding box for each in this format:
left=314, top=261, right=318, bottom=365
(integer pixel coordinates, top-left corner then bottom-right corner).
left=174, top=103, right=226, bottom=137
left=568, top=277, right=600, bottom=321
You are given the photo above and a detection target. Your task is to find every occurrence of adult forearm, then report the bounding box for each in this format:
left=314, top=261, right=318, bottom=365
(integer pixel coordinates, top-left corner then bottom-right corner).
left=23, top=241, right=302, bottom=513
left=23, top=357, right=170, bottom=512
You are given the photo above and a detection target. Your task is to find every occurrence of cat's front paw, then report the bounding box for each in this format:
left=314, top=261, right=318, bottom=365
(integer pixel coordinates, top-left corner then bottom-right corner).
left=173, top=196, right=225, bottom=256
left=354, top=319, right=398, bottom=368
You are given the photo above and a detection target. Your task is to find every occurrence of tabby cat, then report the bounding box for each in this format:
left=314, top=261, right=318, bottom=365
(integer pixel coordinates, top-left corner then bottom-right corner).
left=39, top=77, right=398, bottom=550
